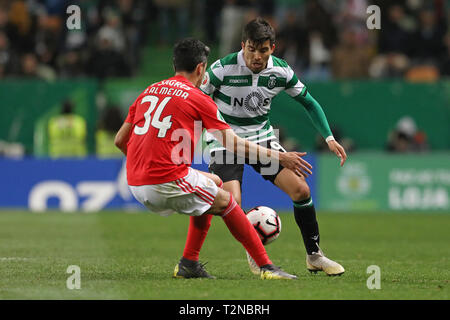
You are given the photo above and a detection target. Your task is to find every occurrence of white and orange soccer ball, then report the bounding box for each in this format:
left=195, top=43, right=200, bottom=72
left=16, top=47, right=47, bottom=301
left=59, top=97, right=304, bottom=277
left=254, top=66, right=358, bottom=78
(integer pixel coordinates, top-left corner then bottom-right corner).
left=246, top=206, right=281, bottom=245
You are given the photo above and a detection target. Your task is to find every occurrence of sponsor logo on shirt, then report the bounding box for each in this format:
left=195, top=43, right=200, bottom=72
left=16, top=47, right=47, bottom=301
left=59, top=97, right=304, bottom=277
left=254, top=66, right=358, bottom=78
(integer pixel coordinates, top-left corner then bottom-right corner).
left=229, top=78, right=249, bottom=84
left=244, top=91, right=264, bottom=112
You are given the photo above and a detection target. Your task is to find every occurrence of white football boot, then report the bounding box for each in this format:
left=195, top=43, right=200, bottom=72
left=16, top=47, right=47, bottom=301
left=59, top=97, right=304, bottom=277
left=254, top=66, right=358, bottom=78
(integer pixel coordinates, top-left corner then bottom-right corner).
left=306, top=245, right=345, bottom=276
left=246, top=251, right=261, bottom=275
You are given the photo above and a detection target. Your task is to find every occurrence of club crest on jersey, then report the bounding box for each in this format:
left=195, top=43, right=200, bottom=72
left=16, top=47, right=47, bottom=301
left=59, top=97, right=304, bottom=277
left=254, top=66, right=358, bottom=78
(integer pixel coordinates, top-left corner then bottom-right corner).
left=244, top=91, right=264, bottom=112
left=212, top=61, right=222, bottom=70
left=267, top=74, right=277, bottom=89
left=202, top=72, right=209, bottom=86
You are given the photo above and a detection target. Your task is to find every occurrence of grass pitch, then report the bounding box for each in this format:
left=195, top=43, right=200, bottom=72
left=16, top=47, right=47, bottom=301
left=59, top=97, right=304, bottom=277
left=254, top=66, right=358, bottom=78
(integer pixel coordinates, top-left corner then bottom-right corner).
left=0, top=210, right=448, bottom=300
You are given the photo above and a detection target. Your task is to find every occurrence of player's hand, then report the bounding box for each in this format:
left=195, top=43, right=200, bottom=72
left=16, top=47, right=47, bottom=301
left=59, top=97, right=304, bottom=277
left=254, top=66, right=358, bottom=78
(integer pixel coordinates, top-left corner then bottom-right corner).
left=279, top=152, right=313, bottom=178
left=327, top=140, right=347, bottom=167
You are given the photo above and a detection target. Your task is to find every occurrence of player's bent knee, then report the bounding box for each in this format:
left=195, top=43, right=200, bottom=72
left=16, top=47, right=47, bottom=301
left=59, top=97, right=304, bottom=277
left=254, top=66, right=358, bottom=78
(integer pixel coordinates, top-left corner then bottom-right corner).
left=205, top=189, right=230, bottom=216
left=196, top=170, right=222, bottom=187
left=290, top=184, right=310, bottom=202
left=222, top=181, right=241, bottom=206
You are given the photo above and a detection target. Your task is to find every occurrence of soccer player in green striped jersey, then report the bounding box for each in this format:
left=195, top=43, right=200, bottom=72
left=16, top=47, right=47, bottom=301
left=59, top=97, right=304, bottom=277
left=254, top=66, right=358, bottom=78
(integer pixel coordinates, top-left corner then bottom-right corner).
left=192, top=18, right=347, bottom=276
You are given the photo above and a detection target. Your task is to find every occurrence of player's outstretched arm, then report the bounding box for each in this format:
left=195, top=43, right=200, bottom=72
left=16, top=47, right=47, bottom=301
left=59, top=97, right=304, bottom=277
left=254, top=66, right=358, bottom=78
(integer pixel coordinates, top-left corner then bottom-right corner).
left=294, top=90, right=347, bottom=167
left=211, top=129, right=313, bottom=178
left=114, top=122, right=133, bottom=156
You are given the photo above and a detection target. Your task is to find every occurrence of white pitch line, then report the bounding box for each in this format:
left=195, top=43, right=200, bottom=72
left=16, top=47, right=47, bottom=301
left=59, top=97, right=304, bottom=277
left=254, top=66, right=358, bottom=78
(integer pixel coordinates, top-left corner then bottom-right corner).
left=0, top=257, right=31, bottom=262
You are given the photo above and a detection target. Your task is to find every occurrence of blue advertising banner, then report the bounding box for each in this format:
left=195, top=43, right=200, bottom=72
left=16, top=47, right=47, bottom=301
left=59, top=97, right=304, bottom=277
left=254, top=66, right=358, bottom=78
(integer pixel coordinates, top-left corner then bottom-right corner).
left=1, top=158, right=136, bottom=212
left=0, top=155, right=317, bottom=212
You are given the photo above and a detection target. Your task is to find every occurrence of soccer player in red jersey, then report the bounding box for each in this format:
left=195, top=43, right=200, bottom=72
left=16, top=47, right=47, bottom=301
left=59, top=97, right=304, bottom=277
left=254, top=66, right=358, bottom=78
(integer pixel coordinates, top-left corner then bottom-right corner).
left=115, top=38, right=313, bottom=279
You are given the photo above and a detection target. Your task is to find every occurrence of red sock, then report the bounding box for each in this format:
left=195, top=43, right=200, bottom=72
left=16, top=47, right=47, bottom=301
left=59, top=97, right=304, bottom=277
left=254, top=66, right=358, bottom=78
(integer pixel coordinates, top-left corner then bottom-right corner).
left=221, top=194, right=272, bottom=267
left=182, top=214, right=213, bottom=261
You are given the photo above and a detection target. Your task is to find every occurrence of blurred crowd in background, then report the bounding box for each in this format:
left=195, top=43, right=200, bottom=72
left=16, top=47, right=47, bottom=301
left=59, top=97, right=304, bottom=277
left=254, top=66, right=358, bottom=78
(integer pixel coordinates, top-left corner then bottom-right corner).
left=0, top=0, right=448, bottom=81
left=0, top=0, right=446, bottom=158
left=0, top=0, right=149, bottom=79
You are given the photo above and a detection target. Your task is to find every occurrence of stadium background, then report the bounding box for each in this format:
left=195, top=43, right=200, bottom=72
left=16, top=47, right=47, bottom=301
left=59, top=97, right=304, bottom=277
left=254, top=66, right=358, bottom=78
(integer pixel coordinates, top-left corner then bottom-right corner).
left=0, top=0, right=449, bottom=301
left=1, top=0, right=448, bottom=212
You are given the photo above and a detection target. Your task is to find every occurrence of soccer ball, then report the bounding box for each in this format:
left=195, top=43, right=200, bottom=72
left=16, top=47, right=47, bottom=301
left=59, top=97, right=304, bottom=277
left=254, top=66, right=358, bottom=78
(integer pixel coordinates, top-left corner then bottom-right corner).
left=246, top=206, right=281, bottom=245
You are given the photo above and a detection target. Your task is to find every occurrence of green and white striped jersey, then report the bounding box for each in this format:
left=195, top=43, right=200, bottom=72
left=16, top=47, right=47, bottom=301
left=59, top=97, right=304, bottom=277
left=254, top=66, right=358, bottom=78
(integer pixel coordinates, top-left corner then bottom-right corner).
left=200, top=50, right=306, bottom=152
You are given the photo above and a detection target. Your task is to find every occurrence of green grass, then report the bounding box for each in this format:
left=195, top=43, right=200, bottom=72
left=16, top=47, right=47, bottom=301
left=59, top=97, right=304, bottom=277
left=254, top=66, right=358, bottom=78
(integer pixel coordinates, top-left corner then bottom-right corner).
left=0, top=210, right=448, bottom=300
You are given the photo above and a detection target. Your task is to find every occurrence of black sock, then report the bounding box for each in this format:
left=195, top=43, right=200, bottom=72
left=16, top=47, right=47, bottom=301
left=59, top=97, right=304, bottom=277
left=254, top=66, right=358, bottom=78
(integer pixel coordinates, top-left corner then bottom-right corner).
left=180, top=257, right=198, bottom=266
left=293, top=197, right=320, bottom=255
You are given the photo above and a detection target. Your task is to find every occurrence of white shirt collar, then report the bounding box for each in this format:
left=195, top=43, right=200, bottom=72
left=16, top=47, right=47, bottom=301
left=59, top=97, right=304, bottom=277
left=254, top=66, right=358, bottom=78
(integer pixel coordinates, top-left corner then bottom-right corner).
left=267, top=55, right=273, bottom=69
left=237, top=50, right=246, bottom=67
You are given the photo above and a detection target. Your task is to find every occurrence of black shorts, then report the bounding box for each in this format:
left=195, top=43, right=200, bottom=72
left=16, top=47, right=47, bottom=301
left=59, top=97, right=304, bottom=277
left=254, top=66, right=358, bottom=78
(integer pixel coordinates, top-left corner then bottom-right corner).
left=208, top=139, right=286, bottom=185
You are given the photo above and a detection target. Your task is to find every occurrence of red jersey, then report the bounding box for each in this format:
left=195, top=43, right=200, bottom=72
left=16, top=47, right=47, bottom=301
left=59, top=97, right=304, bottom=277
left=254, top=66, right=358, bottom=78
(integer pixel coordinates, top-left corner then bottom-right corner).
left=125, top=75, right=230, bottom=185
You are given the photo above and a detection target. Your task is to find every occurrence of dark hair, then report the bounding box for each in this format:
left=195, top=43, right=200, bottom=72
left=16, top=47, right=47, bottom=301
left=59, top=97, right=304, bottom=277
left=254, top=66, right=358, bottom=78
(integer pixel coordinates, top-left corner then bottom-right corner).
left=173, top=38, right=210, bottom=72
left=242, top=17, right=275, bottom=46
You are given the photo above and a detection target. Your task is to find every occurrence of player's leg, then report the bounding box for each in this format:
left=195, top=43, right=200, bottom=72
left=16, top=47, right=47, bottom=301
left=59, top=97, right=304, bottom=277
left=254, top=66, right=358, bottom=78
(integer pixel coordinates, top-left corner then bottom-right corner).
left=129, top=174, right=218, bottom=279
left=197, top=171, right=224, bottom=188
left=209, top=150, right=263, bottom=274
left=205, top=189, right=271, bottom=268
left=222, top=180, right=242, bottom=206
left=249, top=140, right=344, bottom=276
left=170, top=168, right=295, bottom=279
left=206, top=188, right=297, bottom=280
left=208, top=150, right=244, bottom=207
left=274, top=168, right=344, bottom=276
left=274, top=168, right=319, bottom=253
left=181, top=171, right=246, bottom=261
left=180, top=171, right=224, bottom=264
